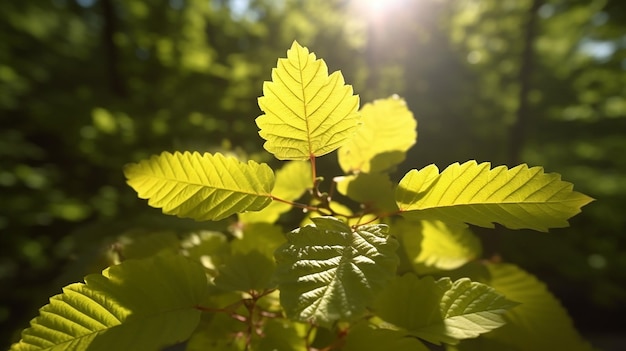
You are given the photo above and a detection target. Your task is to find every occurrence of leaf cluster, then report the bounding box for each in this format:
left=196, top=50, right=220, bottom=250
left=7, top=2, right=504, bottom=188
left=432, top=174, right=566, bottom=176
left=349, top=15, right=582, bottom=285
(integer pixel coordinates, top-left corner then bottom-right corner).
left=11, top=42, right=593, bottom=351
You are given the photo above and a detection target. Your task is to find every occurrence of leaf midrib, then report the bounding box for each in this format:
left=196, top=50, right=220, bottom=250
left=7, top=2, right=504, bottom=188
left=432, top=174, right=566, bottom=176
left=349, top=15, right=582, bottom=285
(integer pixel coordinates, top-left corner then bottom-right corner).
left=136, top=173, right=270, bottom=197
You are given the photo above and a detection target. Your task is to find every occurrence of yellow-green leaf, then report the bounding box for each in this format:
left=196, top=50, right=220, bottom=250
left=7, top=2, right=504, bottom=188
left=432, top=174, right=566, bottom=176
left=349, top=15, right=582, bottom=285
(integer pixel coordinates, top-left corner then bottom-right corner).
left=396, top=161, right=593, bottom=232
left=373, top=274, right=516, bottom=345
left=239, top=161, right=311, bottom=223
left=449, top=264, right=594, bottom=351
left=256, top=41, right=360, bottom=160
left=10, top=255, right=209, bottom=351
left=397, top=219, right=481, bottom=274
left=338, top=95, right=417, bottom=173
left=124, top=151, right=274, bottom=221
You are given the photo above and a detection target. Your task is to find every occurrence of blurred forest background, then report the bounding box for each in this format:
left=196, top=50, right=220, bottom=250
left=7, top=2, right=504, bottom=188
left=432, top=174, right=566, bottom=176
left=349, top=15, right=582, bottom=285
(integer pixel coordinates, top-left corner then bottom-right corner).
left=1, top=0, right=625, bottom=348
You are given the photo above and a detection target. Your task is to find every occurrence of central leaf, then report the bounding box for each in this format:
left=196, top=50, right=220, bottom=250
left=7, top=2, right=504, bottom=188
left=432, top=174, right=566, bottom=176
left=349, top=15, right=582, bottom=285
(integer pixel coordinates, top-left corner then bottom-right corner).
left=275, top=216, right=398, bottom=327
left=256, top=41, right=360, bottom=160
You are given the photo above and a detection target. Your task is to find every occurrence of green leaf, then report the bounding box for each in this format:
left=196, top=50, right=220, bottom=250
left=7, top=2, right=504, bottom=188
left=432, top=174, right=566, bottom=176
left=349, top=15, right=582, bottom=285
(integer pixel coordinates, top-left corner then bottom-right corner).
left=256, top=41, right=360, bottom=160
left=395, top=161, right=594, bottom=232
left=416, top=278, right=518, bottom=345
left=181, top=231, right=230, bottom=275
left=239, top=161, right=311, bottom=223
left=124, top=151, right=274, bottom=221
left=373, top=274, right=516, bottom=345
left=343, top=322, right=430, bottom=351
left=114, top=231, right=180, bottom=261
left=214, top=251, right=276, bottom=292
left=335, top=173, right=398, bottom=213
left=397, top=219, right=482, bottom=273
left=452, top=263, right=594, bottom=351
left=255, top=319, right=309, bottom=351
left=275, top=216, right=398, bottom=327
left=214, top=223, right=285, bottom=292
left=338, top=95, right=417, bottom=173
left=231, top=222, right=286, bottom=259
left=10, top=255, right=209, bottom=351
left=186, top=313, right=247, bottom=351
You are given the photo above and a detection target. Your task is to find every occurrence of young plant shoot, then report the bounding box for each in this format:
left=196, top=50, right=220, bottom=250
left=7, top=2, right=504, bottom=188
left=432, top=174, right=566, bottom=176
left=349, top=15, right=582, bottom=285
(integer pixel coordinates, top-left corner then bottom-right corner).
left=12, top=42, right=593, bottom=351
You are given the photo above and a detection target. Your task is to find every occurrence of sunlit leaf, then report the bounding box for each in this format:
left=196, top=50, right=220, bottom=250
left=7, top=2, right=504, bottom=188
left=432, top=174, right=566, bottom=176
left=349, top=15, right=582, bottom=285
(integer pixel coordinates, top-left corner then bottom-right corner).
left=416, top=278, right=518, bottom=345
left=10, top=255, right=209, bottom=351
left=124, top=151, right=274, bottom=221
left=450, top=263, right=594, bottom=351
left=396, top=161, right=594, bottom=232
left=256, top=41, right=360, bottom=160
left=397, top=219, right=482, bottom=273
left=275, top=216, right=398, bottom=327
left=239, top=161, right=311, bottom=223
left=338, top=95, right=417, bottom=173
left=373, top=274, right=516, bottom=345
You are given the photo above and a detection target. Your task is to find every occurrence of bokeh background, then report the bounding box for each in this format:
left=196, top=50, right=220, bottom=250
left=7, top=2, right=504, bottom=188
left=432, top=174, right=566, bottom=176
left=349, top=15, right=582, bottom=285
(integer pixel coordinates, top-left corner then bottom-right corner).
left=1, top=0, right=625, bottom=349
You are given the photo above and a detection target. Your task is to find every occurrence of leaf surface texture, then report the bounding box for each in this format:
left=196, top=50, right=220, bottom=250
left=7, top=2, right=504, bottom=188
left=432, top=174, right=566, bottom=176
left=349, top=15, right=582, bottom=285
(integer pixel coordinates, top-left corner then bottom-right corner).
left=124, top=151, right=274, bottom=221
left=449, top=264, right=594, bottom=351
left=256, top=41, right=360, bottom=160
left=373, top=274, right=516, bottom=345
left=11, top=255, right=208, bottom=351
left=396, top=161, right=593, bottom=231
left=275, top=217, right=398, bottom=326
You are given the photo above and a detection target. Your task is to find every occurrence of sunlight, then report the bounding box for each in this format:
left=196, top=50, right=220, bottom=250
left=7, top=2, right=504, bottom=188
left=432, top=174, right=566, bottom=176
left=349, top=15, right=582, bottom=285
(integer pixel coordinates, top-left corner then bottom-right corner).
left=358, top=0, right=408, bottom=20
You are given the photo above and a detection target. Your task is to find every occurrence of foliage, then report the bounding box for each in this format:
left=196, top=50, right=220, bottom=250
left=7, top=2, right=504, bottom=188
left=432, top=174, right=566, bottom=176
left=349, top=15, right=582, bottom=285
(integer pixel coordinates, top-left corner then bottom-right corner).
left=11, top=42, right=593, bottom=351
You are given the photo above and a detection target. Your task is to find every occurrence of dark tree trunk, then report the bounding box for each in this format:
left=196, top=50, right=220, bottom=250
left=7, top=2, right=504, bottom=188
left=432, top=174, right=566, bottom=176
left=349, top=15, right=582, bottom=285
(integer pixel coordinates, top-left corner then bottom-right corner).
left=509, top=0, right=543, bottom=165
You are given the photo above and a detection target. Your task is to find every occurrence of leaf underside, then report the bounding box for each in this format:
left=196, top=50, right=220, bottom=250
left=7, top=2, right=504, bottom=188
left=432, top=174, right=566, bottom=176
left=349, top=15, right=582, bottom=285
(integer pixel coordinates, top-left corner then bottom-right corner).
left=275, top=216, right=398, bottom=327
left=124, top=151, right=274, bottom=221
left=256, top=41, right=360, bottom=160
left=395, top=160, right=594, bottom=232
left=11, top=255, right=209, bottom=351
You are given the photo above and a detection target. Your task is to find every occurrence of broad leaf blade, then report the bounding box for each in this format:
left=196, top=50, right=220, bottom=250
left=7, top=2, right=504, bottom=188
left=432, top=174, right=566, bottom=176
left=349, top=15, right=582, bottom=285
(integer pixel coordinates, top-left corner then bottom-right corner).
left=335, top=173, right=398, bottom=213
left=214, top=223, right=286, bottom=293
left=372, top=274, right=446, bottom=336
left=275, top=217, right=398, bottom=327
left=396, top=161, right=593, bottom=232
left=11, top=255, right=209, bottom=351
left=125, top=151, right=274, bottom=221
left=343, top=322, right=430, bottom=351
left=454, top=263, right=594, bottom=351
left=181, top=231, right=230, bottom=275
left=256, top=41, right=360, bottom=160
left=415, top=278, right=518, bottom=345
left=338, top=95, right=417, bottom=173
left=373, top=274, right=515, bottom=346
left=397, top=219, right=482, bottom=273
left=239, top=161, right=311, bottom=223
